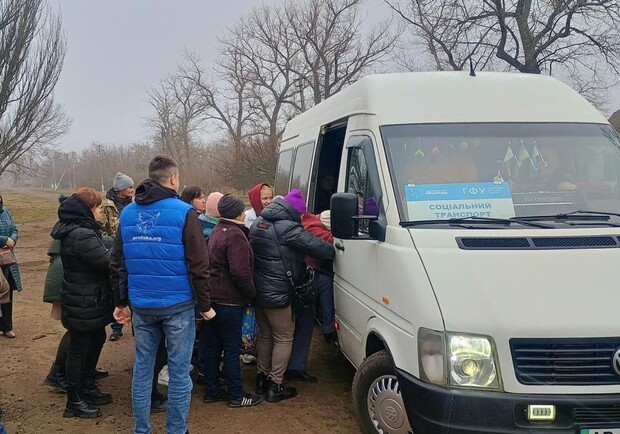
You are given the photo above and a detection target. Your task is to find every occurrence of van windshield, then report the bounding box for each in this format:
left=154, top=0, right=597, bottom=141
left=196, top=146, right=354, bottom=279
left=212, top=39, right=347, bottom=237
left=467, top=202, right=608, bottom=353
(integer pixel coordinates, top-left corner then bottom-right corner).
left=381, top=123, right=620, bottom=226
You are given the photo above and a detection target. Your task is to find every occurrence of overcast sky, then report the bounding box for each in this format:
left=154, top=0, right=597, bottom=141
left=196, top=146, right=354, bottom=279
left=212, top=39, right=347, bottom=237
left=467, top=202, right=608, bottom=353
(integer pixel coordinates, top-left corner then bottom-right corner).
left=49, top=0, right=620, bottom=153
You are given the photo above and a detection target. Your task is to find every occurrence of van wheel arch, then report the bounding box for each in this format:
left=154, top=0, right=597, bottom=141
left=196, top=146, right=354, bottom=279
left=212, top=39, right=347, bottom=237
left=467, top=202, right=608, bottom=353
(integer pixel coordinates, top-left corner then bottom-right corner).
left=352, top=350, right=413, bottom=434
left=366, top=332, right=391, bottom=359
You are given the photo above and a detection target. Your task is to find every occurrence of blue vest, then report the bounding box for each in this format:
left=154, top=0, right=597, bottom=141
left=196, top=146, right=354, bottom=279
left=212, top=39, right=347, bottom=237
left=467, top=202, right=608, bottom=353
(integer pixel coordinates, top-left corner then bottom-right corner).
left=120, top=197, right=194, bottom=309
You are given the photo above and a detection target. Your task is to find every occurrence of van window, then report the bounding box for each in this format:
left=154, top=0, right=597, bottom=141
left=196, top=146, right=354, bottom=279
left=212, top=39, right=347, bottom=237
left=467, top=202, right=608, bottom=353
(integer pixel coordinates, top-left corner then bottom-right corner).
left=290, top=142, right=314, bottom=198
left=382, top=123, right=620, bottom=225
left=346, top=136, right=382, bottom=232
left=274, top=149, right=293, bottom=196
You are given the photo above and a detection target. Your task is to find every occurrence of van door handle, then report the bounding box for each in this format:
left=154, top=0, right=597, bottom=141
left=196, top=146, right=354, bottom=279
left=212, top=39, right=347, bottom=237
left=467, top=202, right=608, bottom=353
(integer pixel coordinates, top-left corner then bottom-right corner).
left=335, top=242, right=345, bottom=251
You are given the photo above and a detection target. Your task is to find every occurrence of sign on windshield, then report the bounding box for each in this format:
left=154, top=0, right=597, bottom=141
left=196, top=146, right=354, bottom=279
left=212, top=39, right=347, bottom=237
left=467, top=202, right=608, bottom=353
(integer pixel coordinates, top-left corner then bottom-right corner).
left=405, top=182, right=515, bottom=219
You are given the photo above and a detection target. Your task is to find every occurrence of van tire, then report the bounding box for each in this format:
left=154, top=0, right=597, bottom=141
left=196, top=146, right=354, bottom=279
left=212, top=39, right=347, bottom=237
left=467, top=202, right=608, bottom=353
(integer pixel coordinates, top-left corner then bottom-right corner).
left=352, top=350, right=413, bottom=434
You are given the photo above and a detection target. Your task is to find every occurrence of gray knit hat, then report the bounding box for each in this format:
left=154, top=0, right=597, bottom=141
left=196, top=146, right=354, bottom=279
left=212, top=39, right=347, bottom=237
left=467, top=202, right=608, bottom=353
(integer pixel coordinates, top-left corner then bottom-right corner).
left=218, top=194, right=245, bottom=219
left=113, top=172, right=134, bottom=191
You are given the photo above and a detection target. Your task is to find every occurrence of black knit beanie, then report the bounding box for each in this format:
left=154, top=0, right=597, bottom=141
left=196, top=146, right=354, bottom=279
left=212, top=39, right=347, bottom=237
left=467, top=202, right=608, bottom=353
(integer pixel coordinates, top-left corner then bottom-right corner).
left=217, top=194, right=245, bottom=219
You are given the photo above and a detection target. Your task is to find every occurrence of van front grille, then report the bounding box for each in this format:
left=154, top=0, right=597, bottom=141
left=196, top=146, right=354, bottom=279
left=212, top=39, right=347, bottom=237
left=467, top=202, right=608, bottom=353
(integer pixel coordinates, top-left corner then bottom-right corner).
left=574, top=405, right=620, bottom=423
left=510, top=337, right=620, bottom=385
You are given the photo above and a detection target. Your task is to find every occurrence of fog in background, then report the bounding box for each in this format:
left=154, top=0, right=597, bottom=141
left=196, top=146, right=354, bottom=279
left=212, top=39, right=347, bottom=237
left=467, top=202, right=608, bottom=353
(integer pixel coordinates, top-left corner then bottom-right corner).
left=49, top=0, right=620, bottom=152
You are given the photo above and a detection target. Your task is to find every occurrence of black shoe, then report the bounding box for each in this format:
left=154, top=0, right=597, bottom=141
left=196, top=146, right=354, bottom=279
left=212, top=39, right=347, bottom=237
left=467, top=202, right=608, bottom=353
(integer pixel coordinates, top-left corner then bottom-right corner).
left=109, top=330, right=123, bottom=341
left=82, top=386, right=112, bottom=405
left=94, top=368, right=109, bottom=379
left=196, top=371, right=205, bottom=385
left=43, top=364, right=67, bottom=393
left=284, top=370, right=318, bottom=383
left=203, top=394, right=227, bottom=404
left=228, top=393, right=263, bottom=408
left=150, top=392, right=167, bottom=413
left=63, top=392, right=101, bottom=418
left=265, top=380, right=297, bottom=403
left=256, top=372, right=268, bottom=395
left=324, top=331, right=338, bottom=345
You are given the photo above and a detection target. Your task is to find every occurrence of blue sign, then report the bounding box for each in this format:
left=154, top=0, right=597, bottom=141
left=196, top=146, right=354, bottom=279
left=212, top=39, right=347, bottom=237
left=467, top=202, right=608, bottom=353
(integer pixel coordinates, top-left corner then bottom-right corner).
left=405, top=182, right=515, bottom=220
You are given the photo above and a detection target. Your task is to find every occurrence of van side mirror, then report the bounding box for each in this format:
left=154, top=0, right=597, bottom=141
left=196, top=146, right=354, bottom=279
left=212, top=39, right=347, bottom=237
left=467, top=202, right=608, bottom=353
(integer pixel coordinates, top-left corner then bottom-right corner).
left=330, top=193, right=358, bottom=239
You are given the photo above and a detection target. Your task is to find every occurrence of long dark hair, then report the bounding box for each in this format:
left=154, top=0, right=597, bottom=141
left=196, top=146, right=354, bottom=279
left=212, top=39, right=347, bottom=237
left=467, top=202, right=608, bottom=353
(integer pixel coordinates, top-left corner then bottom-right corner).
left=180, top=186, right=204, bottom=204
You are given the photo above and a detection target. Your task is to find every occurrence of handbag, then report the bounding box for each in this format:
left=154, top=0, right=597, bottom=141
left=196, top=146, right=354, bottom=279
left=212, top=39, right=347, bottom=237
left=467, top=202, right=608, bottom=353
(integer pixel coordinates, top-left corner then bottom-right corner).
left=272, top=225, right=317, bottom=308
left=0, top=249, right=15, bottom=267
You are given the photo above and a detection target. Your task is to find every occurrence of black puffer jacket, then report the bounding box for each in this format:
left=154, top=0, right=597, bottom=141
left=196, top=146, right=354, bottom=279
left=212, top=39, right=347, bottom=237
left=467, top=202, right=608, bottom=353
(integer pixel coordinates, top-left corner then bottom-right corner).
left=249, top=198, right=335, bottom=308
left=50, top=195, right=113, bottom=332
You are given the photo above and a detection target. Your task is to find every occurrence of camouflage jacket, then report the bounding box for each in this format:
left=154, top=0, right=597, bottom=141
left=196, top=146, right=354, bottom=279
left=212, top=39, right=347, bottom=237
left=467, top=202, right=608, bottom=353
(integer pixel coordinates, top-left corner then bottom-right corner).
left=100, top=197, right=119, bottom=237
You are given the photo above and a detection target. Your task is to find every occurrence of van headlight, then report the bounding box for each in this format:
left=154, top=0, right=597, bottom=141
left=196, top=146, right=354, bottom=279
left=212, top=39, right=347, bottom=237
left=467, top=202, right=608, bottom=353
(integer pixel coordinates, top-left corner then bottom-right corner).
left=418, top=329, right=502, bottom=390
left=448, top=333, right=501, bottom=389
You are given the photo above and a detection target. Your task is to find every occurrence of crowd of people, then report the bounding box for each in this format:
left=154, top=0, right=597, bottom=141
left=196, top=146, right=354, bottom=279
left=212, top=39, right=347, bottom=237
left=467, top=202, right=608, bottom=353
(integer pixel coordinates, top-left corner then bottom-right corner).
left=1, top=154, right=337, bottom=434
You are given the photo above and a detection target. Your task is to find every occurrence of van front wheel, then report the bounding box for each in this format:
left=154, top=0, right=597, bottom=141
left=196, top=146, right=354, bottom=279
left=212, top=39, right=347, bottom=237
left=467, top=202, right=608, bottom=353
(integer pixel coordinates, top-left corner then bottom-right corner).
left=352, top=350, right=413, bottom=434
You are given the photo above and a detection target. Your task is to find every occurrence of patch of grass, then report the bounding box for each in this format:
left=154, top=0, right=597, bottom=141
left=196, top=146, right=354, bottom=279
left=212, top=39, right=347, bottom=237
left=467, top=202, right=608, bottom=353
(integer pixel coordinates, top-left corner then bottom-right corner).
left=2, top=193, right=58, bottom=224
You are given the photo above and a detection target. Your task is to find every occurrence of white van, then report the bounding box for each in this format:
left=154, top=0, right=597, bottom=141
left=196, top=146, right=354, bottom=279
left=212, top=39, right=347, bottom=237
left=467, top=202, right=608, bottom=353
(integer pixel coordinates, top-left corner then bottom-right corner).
left=276, top=72, right=620, bottom=434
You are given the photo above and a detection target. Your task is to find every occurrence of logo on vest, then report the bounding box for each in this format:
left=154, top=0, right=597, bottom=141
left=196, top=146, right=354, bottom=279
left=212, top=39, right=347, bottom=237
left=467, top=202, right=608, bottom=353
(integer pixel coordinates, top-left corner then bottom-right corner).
left=132, top=211, right=162, bottom=242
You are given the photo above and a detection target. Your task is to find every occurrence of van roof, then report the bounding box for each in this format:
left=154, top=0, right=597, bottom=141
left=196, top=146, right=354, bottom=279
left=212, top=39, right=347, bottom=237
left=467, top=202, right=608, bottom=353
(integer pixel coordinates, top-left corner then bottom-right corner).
left=282, top=71, right=608, bottom=140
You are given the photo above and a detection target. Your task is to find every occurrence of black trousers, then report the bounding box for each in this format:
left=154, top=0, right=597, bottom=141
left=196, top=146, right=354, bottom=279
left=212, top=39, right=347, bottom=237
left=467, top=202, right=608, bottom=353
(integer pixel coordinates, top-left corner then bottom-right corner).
left=0, top=270, right=16, bottom=332
left=65, top=327, right=106, bottom=393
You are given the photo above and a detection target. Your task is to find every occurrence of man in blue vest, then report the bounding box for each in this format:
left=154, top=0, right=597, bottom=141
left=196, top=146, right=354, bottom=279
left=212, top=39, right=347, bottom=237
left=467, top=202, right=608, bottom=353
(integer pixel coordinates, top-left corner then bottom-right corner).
left=111, top=155, right=215, bottom=434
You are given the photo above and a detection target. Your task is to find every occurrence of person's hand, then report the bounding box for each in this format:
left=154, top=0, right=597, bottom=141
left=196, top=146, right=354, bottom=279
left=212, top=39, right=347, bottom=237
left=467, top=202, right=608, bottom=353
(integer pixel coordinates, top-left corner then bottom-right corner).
left=201, top=308, right=216, bottom=321
left=114, top=306, right=132, bottom=325
left=5, top=238, right=15, bottom=248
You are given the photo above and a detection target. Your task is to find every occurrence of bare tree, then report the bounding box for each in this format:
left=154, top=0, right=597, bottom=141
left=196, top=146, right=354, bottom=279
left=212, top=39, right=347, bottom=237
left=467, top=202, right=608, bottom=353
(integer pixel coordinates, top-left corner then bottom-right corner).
left=387, top=0, right=620, bottom=104
left=147, top=73, right=205, bottom=179
left=221, top=4, right=303, bottom=147
left=181, top=53, right=255, bottom=158
left=0, top=0, right=70, bottom=176
left=289, top=0, right=399, bottom=106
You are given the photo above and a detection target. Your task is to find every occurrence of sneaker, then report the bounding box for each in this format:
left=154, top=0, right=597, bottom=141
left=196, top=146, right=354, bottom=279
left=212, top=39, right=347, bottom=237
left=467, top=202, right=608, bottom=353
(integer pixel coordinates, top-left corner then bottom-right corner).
left=158, top=365, right=169, bottom=387
left=240, top=354, right=256, bottom=365
left=195, top=371, right=205, bottom=385
left=228, top=393, right=262, bottom=408
left=109, top=330, right=123, bottom=341
left=203, top=394, right=227, bottom=404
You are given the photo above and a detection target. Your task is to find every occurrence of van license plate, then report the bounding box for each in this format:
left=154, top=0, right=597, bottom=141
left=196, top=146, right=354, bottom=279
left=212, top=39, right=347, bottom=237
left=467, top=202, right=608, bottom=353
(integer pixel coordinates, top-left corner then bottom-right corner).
left=580, top=429, right=620, bottom=434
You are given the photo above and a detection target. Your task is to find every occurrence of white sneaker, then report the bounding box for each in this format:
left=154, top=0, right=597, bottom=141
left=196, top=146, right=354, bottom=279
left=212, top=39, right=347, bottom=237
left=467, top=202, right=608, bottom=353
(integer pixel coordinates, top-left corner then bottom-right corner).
left=157, top=364, right=194, bottom=387
left=158, top=365, right=169, bottom=387
left=240, top=354, right=256, bottom=365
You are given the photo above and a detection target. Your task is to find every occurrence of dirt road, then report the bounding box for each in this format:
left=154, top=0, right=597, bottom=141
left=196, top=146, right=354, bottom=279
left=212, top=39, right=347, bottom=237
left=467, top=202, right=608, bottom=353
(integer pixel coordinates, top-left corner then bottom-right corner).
left=0, top=216, right=359, bottom=433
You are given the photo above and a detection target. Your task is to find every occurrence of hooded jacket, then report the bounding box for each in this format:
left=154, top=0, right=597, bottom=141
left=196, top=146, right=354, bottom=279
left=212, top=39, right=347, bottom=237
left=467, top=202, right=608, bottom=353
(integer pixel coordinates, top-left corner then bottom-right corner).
left=110, top=180, right=211, bottom=315
left=244, top=183, right=271, bottom=229
left=50, top=195, right=112, bottom=331
left=302, top=213, right=334, bottom=272
left=249, top=198, right=335, bottom=308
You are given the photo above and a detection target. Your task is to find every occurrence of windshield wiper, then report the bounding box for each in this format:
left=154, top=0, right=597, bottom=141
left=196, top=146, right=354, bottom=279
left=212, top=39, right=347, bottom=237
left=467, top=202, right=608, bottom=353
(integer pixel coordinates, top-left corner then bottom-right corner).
left=514, top=210, right=619, bottom=222
left=402, top=216, right=553, bottom=229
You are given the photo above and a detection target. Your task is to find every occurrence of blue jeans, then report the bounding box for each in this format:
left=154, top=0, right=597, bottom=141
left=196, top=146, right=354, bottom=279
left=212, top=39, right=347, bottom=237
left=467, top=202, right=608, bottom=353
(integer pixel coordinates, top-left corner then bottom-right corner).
left=202, top=304, right=244, bottom=401
left=287, top=303, right=315, bottom=372
left=132, top=307, right=195, bottom=434
left=314, top=271, right=336, bottom=335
